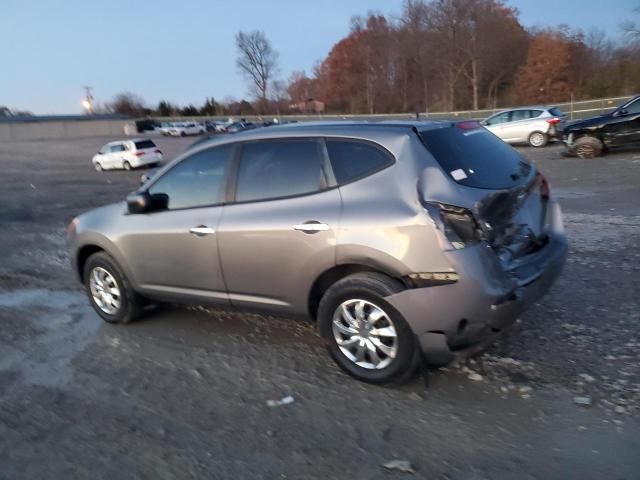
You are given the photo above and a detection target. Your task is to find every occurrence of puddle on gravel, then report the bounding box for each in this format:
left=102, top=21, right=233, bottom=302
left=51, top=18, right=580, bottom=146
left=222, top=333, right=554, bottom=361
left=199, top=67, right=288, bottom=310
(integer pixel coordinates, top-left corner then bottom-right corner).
left=0, top=288, right=101, bottom=387
left=0, top=288, right=85, bottom=310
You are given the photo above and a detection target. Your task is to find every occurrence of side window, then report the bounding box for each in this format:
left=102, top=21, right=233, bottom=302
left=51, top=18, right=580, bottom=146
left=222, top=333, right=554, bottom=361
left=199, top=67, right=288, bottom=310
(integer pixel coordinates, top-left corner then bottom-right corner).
left=530, top=110, right=543, bottom=118
left=486, top=112, right=510, bottom=125
left=325, top=140, right=394, bottom=185
left=148, top=145, right=233, bottom=210
left=624, top=99, right=640, bottom=115
left=511, top=110, right=529, bottom=121
left=109, top=144, right=125, bottom=153
left=236, top=140, right=323, bottom=202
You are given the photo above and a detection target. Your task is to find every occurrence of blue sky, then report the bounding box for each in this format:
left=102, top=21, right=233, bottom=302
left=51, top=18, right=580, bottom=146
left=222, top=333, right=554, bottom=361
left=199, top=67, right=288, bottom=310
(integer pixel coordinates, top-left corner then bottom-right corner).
left=2, top=0, right=637, bottom=114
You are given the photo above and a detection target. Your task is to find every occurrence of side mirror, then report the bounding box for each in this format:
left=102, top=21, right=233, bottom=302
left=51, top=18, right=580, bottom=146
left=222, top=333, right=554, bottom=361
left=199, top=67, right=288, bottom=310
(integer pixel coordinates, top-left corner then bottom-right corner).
left=127, top=191, right=168, bottom=214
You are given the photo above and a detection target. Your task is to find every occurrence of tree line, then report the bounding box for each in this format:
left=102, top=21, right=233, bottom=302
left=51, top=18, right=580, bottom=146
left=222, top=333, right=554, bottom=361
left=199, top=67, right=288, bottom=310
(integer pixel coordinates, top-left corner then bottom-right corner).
left=105, top=0, right=640, bottom=117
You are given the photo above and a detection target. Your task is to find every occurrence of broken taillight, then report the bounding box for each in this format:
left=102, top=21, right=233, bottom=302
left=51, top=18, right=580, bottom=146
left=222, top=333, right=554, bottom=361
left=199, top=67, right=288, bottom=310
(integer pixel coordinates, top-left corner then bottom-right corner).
left=424, top=202, right=482, bottom=249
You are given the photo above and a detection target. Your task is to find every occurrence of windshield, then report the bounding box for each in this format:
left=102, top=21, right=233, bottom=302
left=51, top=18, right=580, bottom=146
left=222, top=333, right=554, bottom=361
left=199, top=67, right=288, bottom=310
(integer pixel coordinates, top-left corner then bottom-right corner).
left=419, top=124, right=532, bottom=189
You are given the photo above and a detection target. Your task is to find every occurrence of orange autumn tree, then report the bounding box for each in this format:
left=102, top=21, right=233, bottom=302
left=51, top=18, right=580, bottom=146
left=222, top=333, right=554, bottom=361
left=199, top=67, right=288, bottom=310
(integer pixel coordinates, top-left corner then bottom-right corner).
left=515, top=30, right=575, bottom=104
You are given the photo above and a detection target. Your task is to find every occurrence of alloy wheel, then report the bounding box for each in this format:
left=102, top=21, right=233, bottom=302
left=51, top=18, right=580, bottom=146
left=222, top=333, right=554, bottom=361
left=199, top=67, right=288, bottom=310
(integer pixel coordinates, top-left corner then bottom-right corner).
left=332, top=299, right=398, bottom=370
left=529, top=132, right=545, bottom=147
left=89, top=266, right=121, bottom=315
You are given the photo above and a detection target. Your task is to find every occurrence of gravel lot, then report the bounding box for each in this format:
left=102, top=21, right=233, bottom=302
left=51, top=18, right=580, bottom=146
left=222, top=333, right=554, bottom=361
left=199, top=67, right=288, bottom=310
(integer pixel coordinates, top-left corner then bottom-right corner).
left=1, top=134, right=639, bottom=479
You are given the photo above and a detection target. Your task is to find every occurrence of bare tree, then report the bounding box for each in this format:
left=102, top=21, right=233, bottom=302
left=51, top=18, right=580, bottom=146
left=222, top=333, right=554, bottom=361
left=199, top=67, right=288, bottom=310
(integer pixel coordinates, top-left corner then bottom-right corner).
left=109, top=92, right=147, bottom=117
left=236, top=30, right=279, bottom=108
left=621, top=9, right=640, bottom=42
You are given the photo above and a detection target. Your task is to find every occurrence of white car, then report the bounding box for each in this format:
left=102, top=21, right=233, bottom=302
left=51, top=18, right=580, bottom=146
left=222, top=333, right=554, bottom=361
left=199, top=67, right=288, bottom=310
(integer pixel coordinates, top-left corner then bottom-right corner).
left=92, top=139, right=163, bottom=171
left=158, top=122, right=174, bottom=136
left=481, top=106, right=567, bottom=147
left=167, top=122, right=206, bottom=136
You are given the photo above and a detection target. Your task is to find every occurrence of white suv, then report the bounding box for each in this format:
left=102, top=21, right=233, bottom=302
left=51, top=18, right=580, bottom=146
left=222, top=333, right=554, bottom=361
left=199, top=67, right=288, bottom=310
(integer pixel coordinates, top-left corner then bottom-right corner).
left=92, top=139, right=163, bottom=171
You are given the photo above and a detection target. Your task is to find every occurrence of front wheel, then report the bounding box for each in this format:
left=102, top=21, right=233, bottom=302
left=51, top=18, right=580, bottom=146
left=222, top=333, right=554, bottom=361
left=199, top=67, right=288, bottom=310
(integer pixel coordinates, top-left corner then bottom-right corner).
left=84, top=251, right=142, bottom=324
left=317, top=272, right=418, bottom=385
left=94, top=162, right=103, bottom=171
left=574, top=136, right=603, bottom=159
left=528, top=131, right=548, bottom=147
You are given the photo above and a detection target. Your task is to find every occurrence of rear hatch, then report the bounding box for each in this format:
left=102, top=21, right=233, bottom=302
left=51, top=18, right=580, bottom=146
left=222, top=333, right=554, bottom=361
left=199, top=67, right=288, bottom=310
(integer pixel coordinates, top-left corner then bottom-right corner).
left=418, top=122, right=551, bottom=265
left=134, top=139, right=160, bottom=159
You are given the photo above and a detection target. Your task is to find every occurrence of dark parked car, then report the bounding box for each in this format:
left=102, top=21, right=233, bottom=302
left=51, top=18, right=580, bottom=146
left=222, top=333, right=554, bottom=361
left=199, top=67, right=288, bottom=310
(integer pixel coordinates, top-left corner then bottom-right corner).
left=563, top=95, right=640, bottom=158
left=68, top=121, right=567, bottom=384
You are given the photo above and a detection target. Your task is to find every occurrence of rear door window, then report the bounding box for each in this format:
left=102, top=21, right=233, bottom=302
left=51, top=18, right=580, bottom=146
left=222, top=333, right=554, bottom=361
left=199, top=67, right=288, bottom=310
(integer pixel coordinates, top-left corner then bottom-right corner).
left=419, top=124, right=531, bottom=189
left=325, top=139, right=394, bottom=185
left=235, top=140, right=324, bottom=202
left=511, top=110, right=530, bottom=121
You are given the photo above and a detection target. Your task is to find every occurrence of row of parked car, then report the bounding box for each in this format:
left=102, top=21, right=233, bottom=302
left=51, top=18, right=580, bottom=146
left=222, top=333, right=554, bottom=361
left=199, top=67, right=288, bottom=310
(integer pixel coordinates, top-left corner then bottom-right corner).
left=157, top=120, right=266, bottom=137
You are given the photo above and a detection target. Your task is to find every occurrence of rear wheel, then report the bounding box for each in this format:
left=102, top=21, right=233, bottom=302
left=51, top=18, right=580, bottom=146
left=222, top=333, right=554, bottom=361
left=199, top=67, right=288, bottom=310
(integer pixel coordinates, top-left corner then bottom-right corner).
left=84, top=251, right=142, bottom=324
left=317, top=272, right=418, bottom=385
left=574, top=136, right=603, bottom=159
left=123, top=160, right=132, bottom=171
left=528, top=131, right=548, bottom=147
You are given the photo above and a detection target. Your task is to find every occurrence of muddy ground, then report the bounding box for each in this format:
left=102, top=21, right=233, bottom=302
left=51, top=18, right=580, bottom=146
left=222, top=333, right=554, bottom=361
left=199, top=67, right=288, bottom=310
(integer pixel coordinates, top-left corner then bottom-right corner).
left=0, top=134, right=639, bottom=479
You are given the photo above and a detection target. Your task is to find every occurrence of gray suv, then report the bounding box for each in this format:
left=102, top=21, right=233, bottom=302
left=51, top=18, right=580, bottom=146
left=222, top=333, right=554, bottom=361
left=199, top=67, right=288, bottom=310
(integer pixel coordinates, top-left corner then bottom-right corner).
left=68, top=121, right=567, bottom=384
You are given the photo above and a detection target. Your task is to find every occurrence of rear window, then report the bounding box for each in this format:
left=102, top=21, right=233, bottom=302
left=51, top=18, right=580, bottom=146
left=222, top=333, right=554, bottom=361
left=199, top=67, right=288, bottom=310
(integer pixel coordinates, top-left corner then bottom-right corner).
left=326, top=139, right=394, bottom=184
left=549, top=107, right=564, bottom=117
left=419, top=124, right=531, bottom=189
left=134, top=140, right=156, bottom=150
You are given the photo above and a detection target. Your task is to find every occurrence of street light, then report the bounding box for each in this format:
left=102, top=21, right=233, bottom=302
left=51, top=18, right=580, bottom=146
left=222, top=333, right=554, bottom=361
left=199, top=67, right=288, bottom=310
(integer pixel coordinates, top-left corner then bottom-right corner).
left=82, top=86, right=94, bottom=114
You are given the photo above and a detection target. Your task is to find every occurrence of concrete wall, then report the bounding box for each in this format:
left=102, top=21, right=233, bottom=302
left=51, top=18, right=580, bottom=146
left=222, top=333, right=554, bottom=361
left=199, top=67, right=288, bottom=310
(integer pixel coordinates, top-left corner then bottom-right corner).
left=0, top=120, right=131, bottom=141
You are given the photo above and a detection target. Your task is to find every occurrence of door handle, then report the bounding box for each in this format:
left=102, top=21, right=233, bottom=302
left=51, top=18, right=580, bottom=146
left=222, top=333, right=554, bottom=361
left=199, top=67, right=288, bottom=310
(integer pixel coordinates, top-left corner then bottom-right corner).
left=293, top=222, right=329, bottom=233
left=189, top=225, right=215, bottom=237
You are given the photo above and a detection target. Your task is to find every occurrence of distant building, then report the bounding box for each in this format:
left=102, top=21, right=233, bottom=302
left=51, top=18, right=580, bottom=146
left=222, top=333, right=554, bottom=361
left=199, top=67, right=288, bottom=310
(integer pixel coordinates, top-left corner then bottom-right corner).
left=289, top=98, right=325, bottom=114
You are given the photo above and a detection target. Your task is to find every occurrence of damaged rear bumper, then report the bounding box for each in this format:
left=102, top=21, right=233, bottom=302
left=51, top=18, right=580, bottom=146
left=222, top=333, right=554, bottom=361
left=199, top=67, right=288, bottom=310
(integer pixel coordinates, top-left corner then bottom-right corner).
left=386, top=201, right=568, bottom=366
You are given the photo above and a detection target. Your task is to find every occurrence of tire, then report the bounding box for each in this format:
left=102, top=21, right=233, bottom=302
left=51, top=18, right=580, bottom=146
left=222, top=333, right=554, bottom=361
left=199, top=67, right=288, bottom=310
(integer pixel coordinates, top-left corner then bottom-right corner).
left=574, top=136, right=603, bottom=159
left=317, top=272, right=419, bottom=385
left=123, top=160, right=132, bottom=171
left=94, top=162, right=102, bottom=171
left=528, top=131, right=548, bottom=147
left=83, top=251, right=142, bottom=324
left=181, top=131, right=186, bottom=137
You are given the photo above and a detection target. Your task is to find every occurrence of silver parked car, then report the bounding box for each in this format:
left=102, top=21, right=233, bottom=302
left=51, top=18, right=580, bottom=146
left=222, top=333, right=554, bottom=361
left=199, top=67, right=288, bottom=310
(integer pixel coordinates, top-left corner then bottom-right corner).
left=482, top=106, right=567, bottom=147
left=68, top=121, right=567, bottom=384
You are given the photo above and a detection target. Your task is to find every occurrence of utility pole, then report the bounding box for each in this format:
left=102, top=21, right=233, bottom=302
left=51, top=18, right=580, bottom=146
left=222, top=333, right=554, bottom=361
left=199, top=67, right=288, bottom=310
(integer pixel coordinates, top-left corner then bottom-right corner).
left=82, top=86, right=94, bottom=114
